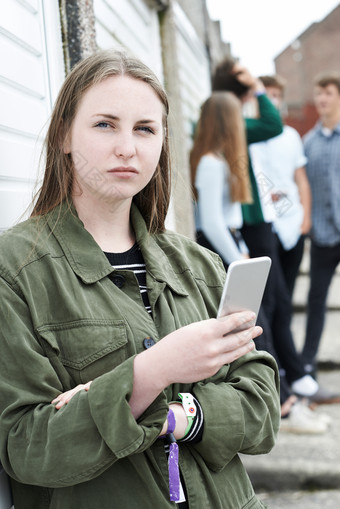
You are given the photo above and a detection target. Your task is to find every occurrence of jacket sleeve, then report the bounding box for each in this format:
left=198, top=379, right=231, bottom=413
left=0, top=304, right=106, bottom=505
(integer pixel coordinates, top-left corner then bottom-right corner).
left=175, top=248, right=281, bottom=472
left=0, top=276, right=168, bottom=488
left=190, top=348, right=280, bottom=472
left=246, top=94, right=283, bottom=145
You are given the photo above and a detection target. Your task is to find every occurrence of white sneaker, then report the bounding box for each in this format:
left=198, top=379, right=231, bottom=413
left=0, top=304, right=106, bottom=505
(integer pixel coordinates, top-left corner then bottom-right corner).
left=280, top=401, right=328, bottom=434
left=291, top=375, right=319, bottom=397
left=299, top=398, right=332, bottom=427
left=308, top=407, right=332, bottom=427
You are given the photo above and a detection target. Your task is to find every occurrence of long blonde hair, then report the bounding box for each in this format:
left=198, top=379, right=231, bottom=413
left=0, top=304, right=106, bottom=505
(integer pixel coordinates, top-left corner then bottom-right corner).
left=190, top=92, right=251, bottom=203
left=31, top=49, right=171, bottom=233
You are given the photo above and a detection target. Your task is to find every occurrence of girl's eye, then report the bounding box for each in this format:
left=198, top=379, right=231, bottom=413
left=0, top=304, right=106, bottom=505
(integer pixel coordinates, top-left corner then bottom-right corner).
left=95, top=122, right=111, bottom=129
left=136, top=126, right=154, bottom=134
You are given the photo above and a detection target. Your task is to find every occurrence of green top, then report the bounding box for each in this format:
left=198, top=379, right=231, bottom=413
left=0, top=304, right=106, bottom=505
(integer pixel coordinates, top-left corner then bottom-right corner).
left=242, top=94, right=283, bottom=225
left=0, top=202, right=280, bottom=509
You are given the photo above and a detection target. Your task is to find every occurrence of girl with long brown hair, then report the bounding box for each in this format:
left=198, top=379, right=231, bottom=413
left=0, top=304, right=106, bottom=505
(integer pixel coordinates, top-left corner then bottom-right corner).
left=0, top=50, right=279, bottom=509
left=190, top=91, right=252, bottom=269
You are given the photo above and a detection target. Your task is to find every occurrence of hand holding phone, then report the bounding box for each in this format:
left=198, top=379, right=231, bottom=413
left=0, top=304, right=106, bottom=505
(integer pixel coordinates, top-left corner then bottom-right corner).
left=217, top=257, right=271, bottom=329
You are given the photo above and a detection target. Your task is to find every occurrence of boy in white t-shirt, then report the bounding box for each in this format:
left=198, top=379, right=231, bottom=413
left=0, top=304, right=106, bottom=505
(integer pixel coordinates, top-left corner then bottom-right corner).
left=250, top=74, right=311, bottom=296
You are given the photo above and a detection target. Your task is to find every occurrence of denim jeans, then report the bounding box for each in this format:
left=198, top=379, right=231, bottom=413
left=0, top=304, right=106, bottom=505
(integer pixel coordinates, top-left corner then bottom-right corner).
left=302, top=241, right=340, bottom=369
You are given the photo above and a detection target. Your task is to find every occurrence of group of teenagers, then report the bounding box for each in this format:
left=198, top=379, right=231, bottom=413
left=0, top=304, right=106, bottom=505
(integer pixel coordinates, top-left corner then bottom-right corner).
left=0, top=47, right=339, bottom=509
left=191, top=57, right=340, bottom=435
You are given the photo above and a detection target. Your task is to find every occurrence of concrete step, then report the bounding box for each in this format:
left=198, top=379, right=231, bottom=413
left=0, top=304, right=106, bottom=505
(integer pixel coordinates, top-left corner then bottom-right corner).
left=241, top=371, right=340, bottom=493
left=291, top=237, right=340, bottom=311
left=291, top=310, right=340, bottom=368
left=292, top=273, right=340, bottom=312
left=257, top=489, right=340, bottom=509
left=243, top=241, right=340, bottom=501
left=297, top=238, right=340, bottom=277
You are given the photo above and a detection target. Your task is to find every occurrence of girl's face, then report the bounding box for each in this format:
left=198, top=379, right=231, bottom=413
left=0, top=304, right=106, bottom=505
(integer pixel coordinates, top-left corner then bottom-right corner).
left=64, top=75, right=164, bottom=210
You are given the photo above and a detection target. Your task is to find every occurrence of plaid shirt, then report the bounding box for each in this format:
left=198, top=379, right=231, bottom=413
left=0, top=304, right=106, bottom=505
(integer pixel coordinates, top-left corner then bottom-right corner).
left=303, top=121, right=340, bottom=246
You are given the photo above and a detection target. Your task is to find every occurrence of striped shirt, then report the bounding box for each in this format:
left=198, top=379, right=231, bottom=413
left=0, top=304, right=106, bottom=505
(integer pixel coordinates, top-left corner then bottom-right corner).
left=105, top=243, right=204, bottom=507
left=104, top=243, right=204, bottom=443
left=104, top=243, right=152, bottom=314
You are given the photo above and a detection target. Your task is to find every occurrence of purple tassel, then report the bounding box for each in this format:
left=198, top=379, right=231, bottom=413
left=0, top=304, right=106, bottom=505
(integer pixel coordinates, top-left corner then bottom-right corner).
left=168, top=441, right=180, bottom=502
left=162, top=410, right=181, bottom=502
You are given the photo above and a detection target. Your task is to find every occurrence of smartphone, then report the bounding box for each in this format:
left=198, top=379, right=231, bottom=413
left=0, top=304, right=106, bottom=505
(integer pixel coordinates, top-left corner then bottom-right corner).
left=217, top=257, right=272, bottom=324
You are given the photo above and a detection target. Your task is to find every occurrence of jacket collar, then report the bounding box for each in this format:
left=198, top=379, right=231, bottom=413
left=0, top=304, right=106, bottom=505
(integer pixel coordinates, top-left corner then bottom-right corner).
left=131, top=205, right=188, bottom=296
left=46, top=201, right=187, bottom=295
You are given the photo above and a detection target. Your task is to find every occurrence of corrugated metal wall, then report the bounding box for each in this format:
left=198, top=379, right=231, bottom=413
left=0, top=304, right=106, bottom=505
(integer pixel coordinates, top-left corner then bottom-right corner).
left=173, top=1, right=210, bottom=149
left=94, top=0, right=163, bottom=78
left=0, top=0, right=64, bottom=231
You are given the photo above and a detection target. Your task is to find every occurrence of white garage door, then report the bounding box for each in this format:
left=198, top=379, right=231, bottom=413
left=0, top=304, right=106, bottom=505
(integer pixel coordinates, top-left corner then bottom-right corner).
left=173, top=2, right=211, bottom=152
left=0, top=0, right=64, bottom=232
left=94, top=0, right=163, bottom=78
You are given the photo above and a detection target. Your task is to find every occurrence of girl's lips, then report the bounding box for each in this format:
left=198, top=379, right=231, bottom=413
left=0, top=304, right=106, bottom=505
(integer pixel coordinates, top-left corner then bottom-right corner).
left=107, top=167, right=138, bottom=177
left=108, top=166, right=138, bottom=172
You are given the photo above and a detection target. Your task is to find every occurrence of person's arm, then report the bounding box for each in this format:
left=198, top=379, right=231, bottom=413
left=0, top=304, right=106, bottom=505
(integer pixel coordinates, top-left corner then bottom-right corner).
left=53, top=382, right=191, bottom=439
left=0, top=275, right=261, bottom=487
left=196, top=157, right=243, bottom=264
left=189, top=347, right=280, bottom=471
left=294, top=166, right=312, bottom=234
left=53, top=384, right=200, bottom=440
left=246, top=94, right=283, bottom=145
left=232, top=67, right=282, bottom=144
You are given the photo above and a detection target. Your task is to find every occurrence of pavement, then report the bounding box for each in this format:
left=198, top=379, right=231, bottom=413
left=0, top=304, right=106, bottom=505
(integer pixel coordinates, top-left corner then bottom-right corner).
left=241, top=242, right=340, bottom=507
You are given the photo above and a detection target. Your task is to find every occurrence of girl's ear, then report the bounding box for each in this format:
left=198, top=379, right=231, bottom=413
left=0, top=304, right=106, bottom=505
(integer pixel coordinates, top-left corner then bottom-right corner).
left=59, top=119, right=71, bottom=154
left=63, top=131, right=71, bottom=154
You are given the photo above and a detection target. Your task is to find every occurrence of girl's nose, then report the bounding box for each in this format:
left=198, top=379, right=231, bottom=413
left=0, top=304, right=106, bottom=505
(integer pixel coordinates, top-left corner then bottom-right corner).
left=114, top=133, right=136, bottom=159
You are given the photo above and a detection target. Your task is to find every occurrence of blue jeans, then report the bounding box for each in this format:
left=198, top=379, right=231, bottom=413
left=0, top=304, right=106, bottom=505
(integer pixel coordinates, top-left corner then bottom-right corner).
left=302, top=241, right=340, bottom=369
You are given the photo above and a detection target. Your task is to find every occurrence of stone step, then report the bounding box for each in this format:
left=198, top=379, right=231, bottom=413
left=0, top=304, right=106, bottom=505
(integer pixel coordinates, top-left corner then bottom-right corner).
left=241, top=371, right=340, bottom=493
left=257, top=489, right=340, bottom=509
left=292, top=273, right=340, bottom=311
left=297, top=237, right=340, bottom=276
left=291, top=238, right=340, bottom=311
left=291, top=310, right=340, bottom=367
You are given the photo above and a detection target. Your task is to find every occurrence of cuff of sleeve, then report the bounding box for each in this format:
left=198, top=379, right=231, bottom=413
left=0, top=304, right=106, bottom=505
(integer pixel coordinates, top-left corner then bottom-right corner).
left=178, top=396, right=204, bottom=444
left=191, top=372, right=245, bottom=471
left=88, top=356, right=168, bottom=459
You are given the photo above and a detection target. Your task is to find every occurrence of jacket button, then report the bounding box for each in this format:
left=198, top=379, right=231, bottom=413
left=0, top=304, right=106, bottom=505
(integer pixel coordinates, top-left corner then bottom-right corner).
left=143, top=337, right=155, bottom=349
left=111, top=274, right=125, bottom=288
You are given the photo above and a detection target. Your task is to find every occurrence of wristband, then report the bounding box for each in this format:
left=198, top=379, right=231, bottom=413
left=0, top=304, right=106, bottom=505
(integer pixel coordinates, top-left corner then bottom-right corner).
left=178, top=393, right=197, bottom=438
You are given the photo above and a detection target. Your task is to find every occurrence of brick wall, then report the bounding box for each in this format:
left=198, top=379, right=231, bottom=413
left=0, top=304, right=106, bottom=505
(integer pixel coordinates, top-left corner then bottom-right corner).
left=275, top=4, right=340, bottom=136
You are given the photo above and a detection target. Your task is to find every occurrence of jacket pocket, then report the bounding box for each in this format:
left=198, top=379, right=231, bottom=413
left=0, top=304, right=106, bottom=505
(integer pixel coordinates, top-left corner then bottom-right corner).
left=37, top=319, right=128, bottom=384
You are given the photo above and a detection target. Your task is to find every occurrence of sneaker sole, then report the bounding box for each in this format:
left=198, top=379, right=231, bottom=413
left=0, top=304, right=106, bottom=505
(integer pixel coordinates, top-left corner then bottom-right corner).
left=279, top=426, right=327, bottom=434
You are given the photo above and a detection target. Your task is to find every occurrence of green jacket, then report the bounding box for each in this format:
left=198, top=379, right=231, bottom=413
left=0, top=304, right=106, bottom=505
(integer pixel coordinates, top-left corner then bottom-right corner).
left=242, top=94, right=283, bottom=225
left=0, top=202, right=280, bottom=509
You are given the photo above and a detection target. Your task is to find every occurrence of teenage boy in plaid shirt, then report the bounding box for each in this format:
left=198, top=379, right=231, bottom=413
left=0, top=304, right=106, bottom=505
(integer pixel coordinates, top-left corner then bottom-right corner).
left=302, top=72, right=340, bottom=383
